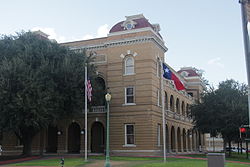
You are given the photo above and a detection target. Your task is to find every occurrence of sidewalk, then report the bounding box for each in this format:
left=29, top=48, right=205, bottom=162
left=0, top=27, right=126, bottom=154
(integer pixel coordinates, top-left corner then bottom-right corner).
left=172, top=155, right=250, bottom=165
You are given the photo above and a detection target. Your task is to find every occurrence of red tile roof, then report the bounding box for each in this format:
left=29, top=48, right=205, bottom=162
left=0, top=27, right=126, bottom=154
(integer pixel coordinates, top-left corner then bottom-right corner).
left=109, top=17, right=162, bottom=38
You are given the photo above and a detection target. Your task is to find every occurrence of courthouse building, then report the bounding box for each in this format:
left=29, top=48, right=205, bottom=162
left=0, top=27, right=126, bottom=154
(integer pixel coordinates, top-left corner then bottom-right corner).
left=1, top=14, right=206, bottom=155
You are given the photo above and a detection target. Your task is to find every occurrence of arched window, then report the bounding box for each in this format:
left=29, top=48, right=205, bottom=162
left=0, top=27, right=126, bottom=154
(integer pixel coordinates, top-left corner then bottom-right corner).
left=186, top=104, right=190, bottom=117
left=181, top=101, right=185, bottom=116
left=124, top=57, right=134, bottom=75
left=176, top=98, right=180, bottom=114
left=165, top=92, right=168, bottom=110
left=170, top=95, right=174, bottom=112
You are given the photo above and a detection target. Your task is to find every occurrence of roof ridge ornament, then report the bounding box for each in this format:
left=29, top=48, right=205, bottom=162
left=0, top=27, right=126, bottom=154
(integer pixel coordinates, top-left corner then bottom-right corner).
left=121, top=14, right=145, bottom=30
left=125, top=14, right=145, bottom=20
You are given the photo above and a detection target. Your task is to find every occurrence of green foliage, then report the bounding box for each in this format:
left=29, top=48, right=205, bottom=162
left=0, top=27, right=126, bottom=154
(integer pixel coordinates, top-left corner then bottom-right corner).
left=0, top=32, right=96, bottom=155
left=191, top=79, right=248, bottom=145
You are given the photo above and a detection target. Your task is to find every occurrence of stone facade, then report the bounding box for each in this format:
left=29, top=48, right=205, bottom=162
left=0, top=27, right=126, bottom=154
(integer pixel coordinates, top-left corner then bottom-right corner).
left=1, top=14, right=206, bottom=156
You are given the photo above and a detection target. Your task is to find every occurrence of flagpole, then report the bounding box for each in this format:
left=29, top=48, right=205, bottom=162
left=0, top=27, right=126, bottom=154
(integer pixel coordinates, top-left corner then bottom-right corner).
left=160, top=59, right=166, bottom=162
left=84, top=64, right=88, bottom=162
left=240, top=0, right=250, bottom=126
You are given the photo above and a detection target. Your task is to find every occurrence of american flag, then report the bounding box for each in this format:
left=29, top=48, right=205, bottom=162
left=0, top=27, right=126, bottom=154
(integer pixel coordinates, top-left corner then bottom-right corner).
left=86, top=79, right=92, bottom=102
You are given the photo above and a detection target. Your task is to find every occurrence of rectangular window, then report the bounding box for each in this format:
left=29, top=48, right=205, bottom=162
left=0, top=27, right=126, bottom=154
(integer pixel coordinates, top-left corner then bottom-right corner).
left=157, top=124, right=161, bottom=146
left=125, top=124, right=135, bottom=145
left=125, top=87, right=134, bottom=104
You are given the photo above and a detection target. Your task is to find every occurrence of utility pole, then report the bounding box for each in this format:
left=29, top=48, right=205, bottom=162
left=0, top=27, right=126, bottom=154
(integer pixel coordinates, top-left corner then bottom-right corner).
left=160, top=59, right=166, bottom=162
left=239, top=0, right=250, bottom=126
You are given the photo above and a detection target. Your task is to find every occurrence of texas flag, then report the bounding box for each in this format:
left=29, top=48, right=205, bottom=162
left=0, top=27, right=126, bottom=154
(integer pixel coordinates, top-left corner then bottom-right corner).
left=162, top=63, right=185, bottom=91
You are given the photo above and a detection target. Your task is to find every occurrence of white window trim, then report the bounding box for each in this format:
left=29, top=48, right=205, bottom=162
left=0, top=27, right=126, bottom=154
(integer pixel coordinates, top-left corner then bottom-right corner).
left=124, top=57, right=135, bottom=75
left=157, top=124, right=161, bottom=146
left=124, top=124, right=135, bottom=146
left=156, top=60, right=161, bottom=78
left=123, top=73, right=135, bottom=76
left=157, top=89, right=162, bottom=107
left=124, top=86, right=135, bottom=105
left=157, top=89, right=160, bottom=106
left=122, top=103, right=136, bottom=106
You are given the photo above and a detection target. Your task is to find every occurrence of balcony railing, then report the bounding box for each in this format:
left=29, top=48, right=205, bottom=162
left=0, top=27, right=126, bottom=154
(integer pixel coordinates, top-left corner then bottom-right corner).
left=165, top=110, right=193, bottom=123
left=89, top=106, right=106, bottom=113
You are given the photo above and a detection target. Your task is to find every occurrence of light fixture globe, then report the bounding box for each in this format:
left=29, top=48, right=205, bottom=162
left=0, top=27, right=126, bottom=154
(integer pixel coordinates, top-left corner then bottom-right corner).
left=105, top=93, right=112, bottom=102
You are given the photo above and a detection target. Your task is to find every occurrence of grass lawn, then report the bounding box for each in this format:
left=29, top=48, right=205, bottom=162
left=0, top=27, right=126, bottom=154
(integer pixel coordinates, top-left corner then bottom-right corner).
left=11, top=157, right=88, bottom=166
left=10, top=155, right=250, bottom=167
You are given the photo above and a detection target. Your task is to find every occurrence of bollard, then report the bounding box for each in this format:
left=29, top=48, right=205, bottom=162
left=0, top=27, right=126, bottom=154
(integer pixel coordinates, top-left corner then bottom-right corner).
left=207, top=153, right=225, bottom=167
left=60, top=157, right=64, bottom=167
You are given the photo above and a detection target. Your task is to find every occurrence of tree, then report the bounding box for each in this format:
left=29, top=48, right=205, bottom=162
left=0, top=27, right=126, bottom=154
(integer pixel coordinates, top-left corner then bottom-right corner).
left=191, top=79, right=248, bottom=156
left=0, top=32, right=96, bottom=156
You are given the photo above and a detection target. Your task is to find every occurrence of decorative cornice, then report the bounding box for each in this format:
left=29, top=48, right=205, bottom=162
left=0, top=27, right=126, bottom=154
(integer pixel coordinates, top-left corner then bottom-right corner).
left=69, top=35, right=168, bottom=52
left=184, top=76, right=201, bottom=80
left=108, top=26, right=164, bottom=43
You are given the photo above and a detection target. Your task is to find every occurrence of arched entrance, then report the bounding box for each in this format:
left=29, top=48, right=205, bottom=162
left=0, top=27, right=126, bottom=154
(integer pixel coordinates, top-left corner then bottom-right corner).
left=46, top=125, right=58, bottom=153
left=171, top=126, right=176, bottom=152
left=187, top=130, right=191, bottom=151
left=183, top=129, right=187, bottom=152
left=68, top=122, right=80, bottom=153
left=192, top=130, right=196, bottom=151
left=91, top=122, right=104, bottom=153
left=177, top=127, right=181, bottom=152
left=166, top=125, right=170, bottom=152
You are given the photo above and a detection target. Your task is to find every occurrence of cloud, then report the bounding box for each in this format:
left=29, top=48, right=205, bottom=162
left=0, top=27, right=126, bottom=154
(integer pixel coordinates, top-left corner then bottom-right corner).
left=82, top=34, right=94, bottom=40
left=96, top=24, right=109, bottom=37
left=31, top=27, right=66, bottom=42
left=207, top=57, right=224, bottom=68
left=32, top=24, right=109, bottom=43
left=83, top=24, right=109, bottom=40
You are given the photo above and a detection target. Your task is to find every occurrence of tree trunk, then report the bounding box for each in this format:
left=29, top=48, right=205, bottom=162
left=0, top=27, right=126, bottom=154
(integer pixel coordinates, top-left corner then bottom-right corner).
left=22, top=135, right=33, bottom=156
left=237, top=141, right=240, bottom=154
left=229, top=140, right=232, bottom=157
left=223, top=139, right=226, bottom=153
left=240, top=139, right=243, bottom=154
left=39, top=130, right=44, bottom=156
left=213, top=137, right=215, bottom=152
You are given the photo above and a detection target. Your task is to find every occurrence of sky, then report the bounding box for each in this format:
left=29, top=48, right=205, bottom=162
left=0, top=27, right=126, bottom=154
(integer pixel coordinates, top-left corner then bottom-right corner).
left=0, top=0, right=247, bottom=86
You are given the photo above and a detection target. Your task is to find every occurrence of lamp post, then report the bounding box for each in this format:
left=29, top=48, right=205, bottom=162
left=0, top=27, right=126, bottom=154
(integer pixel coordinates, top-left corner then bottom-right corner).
left=104, top=93, right=111, bottom=167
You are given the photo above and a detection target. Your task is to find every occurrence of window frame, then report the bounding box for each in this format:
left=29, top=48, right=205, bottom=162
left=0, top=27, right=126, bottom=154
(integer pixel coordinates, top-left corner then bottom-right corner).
left=157, top=124, right=161, bottom=146
left=156, top=59, right=161, bottom=78
left=124, top=86, right=135, bottom=105
left=157, top=89, right=162, bottom=107
left=124, top=56, right=135, bottom=75
left=124, top=124, right=135, bottom=146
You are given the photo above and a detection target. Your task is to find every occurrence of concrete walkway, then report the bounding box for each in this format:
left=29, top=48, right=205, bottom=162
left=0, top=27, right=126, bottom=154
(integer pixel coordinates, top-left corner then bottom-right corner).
left=172, top=155, right=250, bottom=165
left=83, top=160, right=129, bottom=167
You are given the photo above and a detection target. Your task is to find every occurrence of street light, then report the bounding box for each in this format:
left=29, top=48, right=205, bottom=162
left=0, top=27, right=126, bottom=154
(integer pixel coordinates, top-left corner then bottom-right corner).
left=104, top=93, right=111, bottom=167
